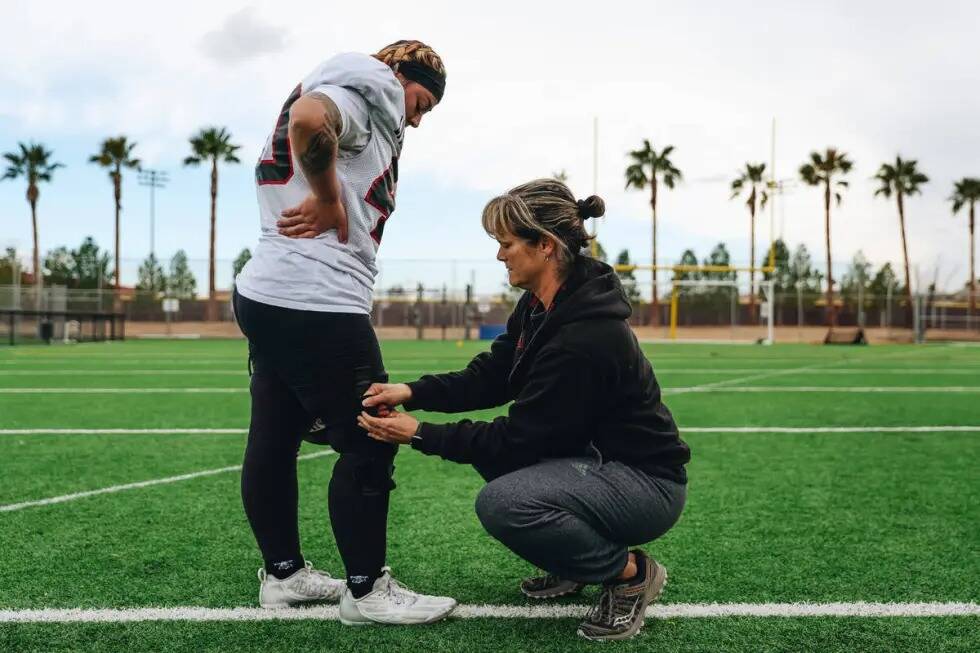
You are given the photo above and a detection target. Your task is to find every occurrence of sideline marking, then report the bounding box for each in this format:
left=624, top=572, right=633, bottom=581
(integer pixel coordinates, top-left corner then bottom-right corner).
left=0, top=451, right=334, bottom=513
left=0, top=602, right=976, bottom=623
left=667, top=386, right=980, bottom=394
left=2, top=367, right=980, bottom=376
left=683, top=426, right=980, bottom=433
left=6, top=385, right=980, bottom=395
left=3, top=426, right=979, bottom=436
left=0, top=388, right=248, bottom=394
left=0, top=428, right=248, bottom=435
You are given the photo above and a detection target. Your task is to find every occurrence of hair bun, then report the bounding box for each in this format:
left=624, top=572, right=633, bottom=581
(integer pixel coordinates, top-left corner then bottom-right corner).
left=576, top=195, right=605, bottom=220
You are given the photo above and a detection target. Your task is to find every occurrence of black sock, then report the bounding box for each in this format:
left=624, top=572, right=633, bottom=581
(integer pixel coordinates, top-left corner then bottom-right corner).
left=347, top=573, right=382, bottom=599
left=627, top=552, right=647, bottom=586
left=265, top=557, right=305, bottom=580
left=328, top=454, right=393, bottom=600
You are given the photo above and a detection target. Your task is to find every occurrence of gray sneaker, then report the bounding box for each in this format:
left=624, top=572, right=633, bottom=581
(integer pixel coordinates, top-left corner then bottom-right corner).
left=576, top=550, right=667, bottom=641
left=520, top=573, right=586, bottom=600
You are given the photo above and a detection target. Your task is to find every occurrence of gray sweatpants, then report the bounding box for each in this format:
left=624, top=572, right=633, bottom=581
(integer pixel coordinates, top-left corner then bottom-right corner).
left=474, top=454, right=686, bottom=584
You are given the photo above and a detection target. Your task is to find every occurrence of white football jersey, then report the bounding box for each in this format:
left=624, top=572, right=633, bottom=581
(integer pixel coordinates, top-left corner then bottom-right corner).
left=236, top=52, right=405, bottom=313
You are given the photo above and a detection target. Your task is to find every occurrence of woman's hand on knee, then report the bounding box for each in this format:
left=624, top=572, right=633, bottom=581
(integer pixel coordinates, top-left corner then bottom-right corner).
left=362, top=383, right=412, bottom=411
left=357, top=410, right=418, bottom=445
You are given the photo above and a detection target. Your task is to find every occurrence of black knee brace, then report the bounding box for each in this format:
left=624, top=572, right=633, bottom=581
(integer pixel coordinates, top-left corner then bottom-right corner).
left=304, top=365, right=389, bottom=445
left=354, top=365, right=389, bottom=417
left=333, top=452, right=396, bottom=495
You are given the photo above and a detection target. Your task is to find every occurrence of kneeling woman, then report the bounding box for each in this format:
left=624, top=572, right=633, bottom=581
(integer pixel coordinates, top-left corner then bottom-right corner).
left=358, top=179, right=690, bottom=642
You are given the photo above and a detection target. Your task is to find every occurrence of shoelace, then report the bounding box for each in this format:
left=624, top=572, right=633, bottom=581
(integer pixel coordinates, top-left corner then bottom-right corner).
left=291, top=562, right=334, bottom=595
left=379, top=571, right=417, bottom=606
left=538, top=574, right=561, bottom=589
left=586, top=585, right=635, bottom=626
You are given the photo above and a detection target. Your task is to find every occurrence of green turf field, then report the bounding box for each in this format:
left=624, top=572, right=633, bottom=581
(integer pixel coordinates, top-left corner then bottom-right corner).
left=0, top=339, right=978, bottom=652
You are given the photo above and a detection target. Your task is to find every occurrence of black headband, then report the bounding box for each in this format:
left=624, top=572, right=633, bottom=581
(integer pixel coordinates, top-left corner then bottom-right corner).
left=397, top=60, right=446, bottom=102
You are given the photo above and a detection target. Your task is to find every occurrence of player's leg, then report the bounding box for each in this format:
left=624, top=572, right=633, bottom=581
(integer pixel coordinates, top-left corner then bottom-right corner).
left=241, top=361, right=308, bottom=578
left=285, top=315, right=456, bottom=625
left=235, top=291, right=345, bottom=607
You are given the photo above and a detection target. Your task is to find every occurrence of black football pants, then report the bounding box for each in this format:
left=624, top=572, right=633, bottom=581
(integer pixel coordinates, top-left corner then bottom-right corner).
left=233, top=290, right=396, bottom=585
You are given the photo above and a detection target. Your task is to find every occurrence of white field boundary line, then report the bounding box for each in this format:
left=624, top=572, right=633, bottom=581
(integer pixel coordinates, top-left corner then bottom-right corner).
left=0, top=428, right=249, bottom=435
left=660, top=349, right=942, bottom=393
left=683, top=426, right=980, bottom=433
left=0, top=370, right=248, bottom=376
left=8, top=385, right=980, bottom=395
left=5, top=367, right=980, bottom=376
left=0, top=602, right=976, bottom=623
left=665, top=386, right=980, bottom=394
left=0, top=388, right=248, bottom=394
left=0, top=451, right=334, bottom=513
left=666, top=360, right=851, bottom=395
left=4, top=426, right=980, bottom=436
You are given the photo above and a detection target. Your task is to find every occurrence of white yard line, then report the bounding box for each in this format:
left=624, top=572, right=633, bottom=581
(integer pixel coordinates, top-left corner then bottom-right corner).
left=654, top=368, right=980, bottom=375
left=3, top=426, right=979, bottom=436
left=666, top=386, right=980, bottom=394
left=683, top=426, right=980, bottom=433
left=666, top=361, right=839, bottom=395
left=2, top=367, right=980, bottom=376
left=0, top=370, right=246, bottom=376
left=0, top=359, right=243, bottom=366
left=0, top=602, right=975, bottom=623
left=0, top=388, right=248, bottom=394
left=0, top=428, right=248, bottom=435
left=0, top=451, right=334, bottom=513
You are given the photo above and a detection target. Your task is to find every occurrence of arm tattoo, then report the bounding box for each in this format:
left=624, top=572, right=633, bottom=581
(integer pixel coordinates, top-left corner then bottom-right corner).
left=298, top=92, right=342, bottom=178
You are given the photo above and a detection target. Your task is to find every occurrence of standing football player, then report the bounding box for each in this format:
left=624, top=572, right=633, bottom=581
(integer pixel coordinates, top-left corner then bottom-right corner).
left=234, top=40, right=456, bottom=625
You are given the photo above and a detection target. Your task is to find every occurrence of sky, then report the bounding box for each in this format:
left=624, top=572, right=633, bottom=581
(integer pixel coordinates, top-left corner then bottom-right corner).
left=1, top=0, right=978, bottom=295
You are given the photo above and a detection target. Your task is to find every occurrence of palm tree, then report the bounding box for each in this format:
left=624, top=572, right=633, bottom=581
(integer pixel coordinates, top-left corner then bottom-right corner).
left=625, top=140, right=682, bottom=325
left=873, top=156, right=928, bottom=325
left=730, top=163, right=769, bottom=320
left=950, top=178, right=980, bottom=319
left=2, top=142, right=64, bottom=305
left=90, top=136, right=141, bottom=292
left=184, top=127, right=241, bottom=320
left=799, top=148, right=853, bottom=327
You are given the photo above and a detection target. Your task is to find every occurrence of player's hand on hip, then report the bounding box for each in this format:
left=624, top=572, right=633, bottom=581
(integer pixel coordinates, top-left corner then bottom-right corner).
left=278, top=193, right=349, bottom=242
left=358, top=410, right=418, bottom=445
left=362, top=383, right=413, bottom=410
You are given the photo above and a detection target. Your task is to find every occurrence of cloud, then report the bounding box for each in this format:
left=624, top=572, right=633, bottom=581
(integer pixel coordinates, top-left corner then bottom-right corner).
left=1, top=0, right=979, bottom=290
left=199, top=7, right=287, bottom=64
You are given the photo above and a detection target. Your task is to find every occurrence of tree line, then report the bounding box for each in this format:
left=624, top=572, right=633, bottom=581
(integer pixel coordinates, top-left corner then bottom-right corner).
left=3, top=128, right=240, bottom=318
left=0, top=237, right=254, bottom=300
left=4, top=132, right=978, bottom=327
left=622, top=142, right=979, bottom=326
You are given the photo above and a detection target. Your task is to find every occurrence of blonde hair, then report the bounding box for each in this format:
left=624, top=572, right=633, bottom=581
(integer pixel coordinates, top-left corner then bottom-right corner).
left=482, top=178, right=605, bottom=276
left=373, top=40, right=446, bottom=76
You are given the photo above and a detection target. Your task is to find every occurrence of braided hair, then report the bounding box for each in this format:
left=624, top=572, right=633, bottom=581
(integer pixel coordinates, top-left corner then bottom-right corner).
left=374, top=40, right=446, bottom=76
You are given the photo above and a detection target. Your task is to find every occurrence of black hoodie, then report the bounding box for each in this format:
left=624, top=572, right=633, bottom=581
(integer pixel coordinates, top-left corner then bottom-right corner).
left=405, top=257, right=690, bottom=483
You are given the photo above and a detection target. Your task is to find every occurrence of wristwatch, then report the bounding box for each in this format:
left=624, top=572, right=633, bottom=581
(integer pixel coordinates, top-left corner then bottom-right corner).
left=410, top=422, right=423, bottom=449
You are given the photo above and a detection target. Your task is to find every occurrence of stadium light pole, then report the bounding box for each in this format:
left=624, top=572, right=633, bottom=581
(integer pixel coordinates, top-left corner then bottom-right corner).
left=138, top=169, right=169, bottom=259
left=590, top=116, right=599, bottom=259
left=767, top=117, right=776, bottom=270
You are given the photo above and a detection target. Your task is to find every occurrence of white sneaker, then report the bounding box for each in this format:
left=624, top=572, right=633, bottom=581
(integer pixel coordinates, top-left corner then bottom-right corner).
left=339, top=567, right=457, bottom=626
left=258, top=561, right=345, bottom=608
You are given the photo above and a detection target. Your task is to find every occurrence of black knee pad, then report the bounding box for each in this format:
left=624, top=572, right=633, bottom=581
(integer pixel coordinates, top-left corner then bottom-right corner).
left=333, top=452, right=396, bottom=495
